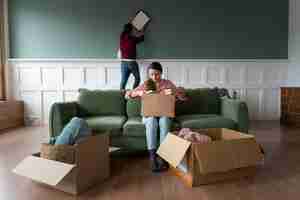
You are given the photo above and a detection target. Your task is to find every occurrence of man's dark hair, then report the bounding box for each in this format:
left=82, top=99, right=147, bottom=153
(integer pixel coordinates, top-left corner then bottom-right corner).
left=148, top=62, right=163, bottom=73
left=122, top=23, right=133, bottom=34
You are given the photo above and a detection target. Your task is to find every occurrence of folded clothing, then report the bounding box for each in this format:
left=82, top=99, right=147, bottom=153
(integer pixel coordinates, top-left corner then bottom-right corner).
left=178, top=128, right=212, bottom=143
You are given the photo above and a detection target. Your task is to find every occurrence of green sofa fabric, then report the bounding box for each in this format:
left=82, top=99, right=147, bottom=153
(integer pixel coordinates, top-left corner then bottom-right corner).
left=221, top=97, right=249, bottom=133
left=49, top=102, right=78, bottom=137
left=126, top=99, right=142, bottom=117
left=84, top=116, right=127, bottom=136
left=49, top=88, right=249, bottom=150
left=78, top=89, right=126, bottom=116
left=175, top=89, right=220, bottom=115
left=176, top=114, right=236, bottom=130
left=123, top=117, right=180, bottom=137
left=123, top=117, right=145, bottom=137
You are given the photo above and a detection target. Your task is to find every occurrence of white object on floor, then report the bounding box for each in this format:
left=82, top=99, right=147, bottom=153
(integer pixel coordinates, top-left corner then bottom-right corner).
left=109, top=146, right=121, bottom=153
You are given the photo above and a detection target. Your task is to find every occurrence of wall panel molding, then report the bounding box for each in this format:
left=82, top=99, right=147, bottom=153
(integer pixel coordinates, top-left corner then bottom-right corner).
left=8, top=59, right=287, bottom=124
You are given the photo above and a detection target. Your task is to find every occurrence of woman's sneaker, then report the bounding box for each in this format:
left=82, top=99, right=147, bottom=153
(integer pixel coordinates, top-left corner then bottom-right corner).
left=156, top=156, right=169, bottom=171
left=150, top=158, right=161, bottom=173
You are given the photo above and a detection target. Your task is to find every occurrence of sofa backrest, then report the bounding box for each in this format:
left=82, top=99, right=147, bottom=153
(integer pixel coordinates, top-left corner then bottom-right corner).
left=77, top=89, right=126, bottom=116
left=175, top=88, right=220, bottom=115
left=126, top=88, right=221, bottom=117
left=126, top=99, right=142, bottom=118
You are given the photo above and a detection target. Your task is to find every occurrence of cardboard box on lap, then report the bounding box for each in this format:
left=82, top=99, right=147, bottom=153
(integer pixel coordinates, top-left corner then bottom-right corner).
left=141, top=93, right=175, bottom=118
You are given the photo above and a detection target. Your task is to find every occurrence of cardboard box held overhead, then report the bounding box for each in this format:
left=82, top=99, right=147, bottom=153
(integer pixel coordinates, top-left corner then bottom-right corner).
left=13, top=134, right=109, bottom=195
left=141, top=93, right=175, bottom=117
left=157, top=128, right=264, bottom=186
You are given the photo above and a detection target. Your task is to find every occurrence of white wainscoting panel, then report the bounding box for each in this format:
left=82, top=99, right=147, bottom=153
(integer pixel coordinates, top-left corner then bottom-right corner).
left=43, top=92, right=62, bottom=122
left=106, top=67, right=121, bottom=88
left=42, top=68, right=62, bottom=90
left=63, top=68, right=84, bottom=90
left=262, top=88, right=281, bottom=120
left=245, top=88, right=262, bottom=120
left=8, top=59, right=288, bottom=124
left=19, top=68, right=41, bottom=91
left=225, top=63, right=245, bottom=85
left=85, top=67, right=105, bottom=89
left=186, top=62, right=206, bottom=85
left=246, top=66, right=263, bottom=85
left=207, top=64, right=225, bottom=85
left=64, top=91, right=79, bottom=102
left=20, top=91, right=42, bottom=125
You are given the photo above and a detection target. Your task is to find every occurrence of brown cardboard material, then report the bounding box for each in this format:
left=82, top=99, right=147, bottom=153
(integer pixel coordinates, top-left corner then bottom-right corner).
left=13, top=134, right=109, bottom=195
left=40, top=143, right=75, bottom=164
left=141, top=93, right=175, bottom=117
left=157, top=128, right=264, bottom=186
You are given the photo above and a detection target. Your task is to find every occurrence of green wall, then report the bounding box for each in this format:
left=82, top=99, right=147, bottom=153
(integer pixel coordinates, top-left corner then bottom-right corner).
left=8, top=0, right=289, bottom=59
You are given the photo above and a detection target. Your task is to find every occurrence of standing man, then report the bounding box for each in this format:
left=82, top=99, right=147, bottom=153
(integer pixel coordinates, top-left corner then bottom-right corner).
left=119, top=23, right=144, bottom=90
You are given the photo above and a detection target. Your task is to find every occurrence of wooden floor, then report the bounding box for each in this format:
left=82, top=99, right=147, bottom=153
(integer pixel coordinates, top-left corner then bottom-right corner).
left=1, top=121, right=300, bottom=200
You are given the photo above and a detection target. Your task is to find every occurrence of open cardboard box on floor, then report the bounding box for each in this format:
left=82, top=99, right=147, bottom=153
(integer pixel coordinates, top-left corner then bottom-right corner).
left=157, top=128, right=264, bottom=187
left=141, top=93, right=175, bottom=118
left=13, top=134, right=109, bottom=195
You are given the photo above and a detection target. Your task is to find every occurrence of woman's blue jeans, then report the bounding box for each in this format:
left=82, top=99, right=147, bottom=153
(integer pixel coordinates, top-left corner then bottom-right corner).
left=142, top=116, right=172, bottom=150
left=120, top=61, right=141, bottom=89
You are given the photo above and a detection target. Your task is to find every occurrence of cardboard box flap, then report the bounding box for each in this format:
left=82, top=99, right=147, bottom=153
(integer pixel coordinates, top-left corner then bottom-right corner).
left=13, top=156, right=75, bottom=186
left=157, top=133, right=191, bottom=168
left=221, top=128, right=255, bottom=140
left=194, top=138, right=263, bottom=174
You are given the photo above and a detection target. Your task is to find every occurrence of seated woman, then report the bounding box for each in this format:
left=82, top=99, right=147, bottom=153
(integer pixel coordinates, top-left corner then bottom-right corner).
left=126, top=62, right=187, bottom=172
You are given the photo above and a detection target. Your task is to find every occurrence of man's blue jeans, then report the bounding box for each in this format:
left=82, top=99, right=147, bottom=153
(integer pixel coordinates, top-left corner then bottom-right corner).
left=142, top=117, right=172, bottom=150
left=120, top=61, right=141, bottom=89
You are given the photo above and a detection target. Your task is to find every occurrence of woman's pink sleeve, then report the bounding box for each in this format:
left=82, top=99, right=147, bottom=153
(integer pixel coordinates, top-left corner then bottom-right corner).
left=129, top=83, right=145, bottom=97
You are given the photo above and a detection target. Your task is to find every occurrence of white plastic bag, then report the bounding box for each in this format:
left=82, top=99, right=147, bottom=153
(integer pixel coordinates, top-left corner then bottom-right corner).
left=117, top=48, right=121, bottom=59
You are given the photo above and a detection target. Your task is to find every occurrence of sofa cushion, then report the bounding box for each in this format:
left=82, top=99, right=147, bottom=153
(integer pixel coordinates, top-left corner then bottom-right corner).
left=123, top=117, right=145, bottom=137
left=176, top=114, right=236, bottom=129
left=84, top=116, right=127, bottom=136
left=126, top=99, right=141, bottom=117
left=78, top=89, right=126, bottom=116
left=176, top=88, right=220, bottom=115
left=123, top=117, right=181, bottom=137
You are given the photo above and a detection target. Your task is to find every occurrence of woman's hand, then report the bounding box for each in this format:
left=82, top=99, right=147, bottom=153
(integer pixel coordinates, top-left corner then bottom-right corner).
left=176, top=87, right=189, bottom=101
left=163, top=88, right=174, bottom=95
left=136, top=90, right=144, bottom=96
left=125, top=90, right=144, bottom=99
left=125, top=91, right=132, bottom=99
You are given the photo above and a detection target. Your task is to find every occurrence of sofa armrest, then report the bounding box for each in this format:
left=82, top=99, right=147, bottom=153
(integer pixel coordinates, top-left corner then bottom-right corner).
left=49, top=102, right=78, bottom=138
left=221, top=97, right=249, bottom=133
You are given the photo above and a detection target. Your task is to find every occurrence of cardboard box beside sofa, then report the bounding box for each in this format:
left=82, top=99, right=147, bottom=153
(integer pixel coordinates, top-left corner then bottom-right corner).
left=13, top=134, right=109, bottom=195
left=157, top=128, right=264, bottom=186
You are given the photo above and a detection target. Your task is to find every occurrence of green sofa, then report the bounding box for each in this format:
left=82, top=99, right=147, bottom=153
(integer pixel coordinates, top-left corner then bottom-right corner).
left=49, top=88, right=249, bottom=150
